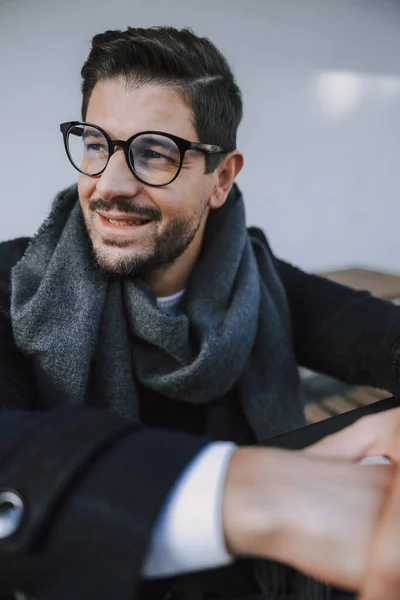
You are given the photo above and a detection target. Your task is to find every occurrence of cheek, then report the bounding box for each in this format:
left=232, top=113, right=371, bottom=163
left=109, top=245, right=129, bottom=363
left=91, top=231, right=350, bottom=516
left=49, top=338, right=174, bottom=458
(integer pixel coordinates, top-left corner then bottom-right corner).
left=157, top=198, right=193, bottom=225
left=78, top=175, right=96, bottom=211
left=147, top=188, right=184, bottom=222
left=150, top=177, right=210, bottom=223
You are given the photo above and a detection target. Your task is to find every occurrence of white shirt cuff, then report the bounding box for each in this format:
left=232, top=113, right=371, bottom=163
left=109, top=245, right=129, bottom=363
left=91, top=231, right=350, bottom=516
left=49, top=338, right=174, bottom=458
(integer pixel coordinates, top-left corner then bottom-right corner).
left=142, top=441, right=237, bottom=578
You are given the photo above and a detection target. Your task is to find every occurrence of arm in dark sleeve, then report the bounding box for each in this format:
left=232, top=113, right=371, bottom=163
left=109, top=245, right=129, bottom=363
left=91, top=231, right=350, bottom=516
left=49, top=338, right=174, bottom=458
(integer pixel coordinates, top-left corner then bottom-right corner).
left=0, top=241, right=210, bottom=599
left=0, top=239, right=35, bottom=410
left=249, top=228, right=400, bottom=394
left=276, top=257, right=400, bottom=394
left=0, top=409, right=209, bottom=600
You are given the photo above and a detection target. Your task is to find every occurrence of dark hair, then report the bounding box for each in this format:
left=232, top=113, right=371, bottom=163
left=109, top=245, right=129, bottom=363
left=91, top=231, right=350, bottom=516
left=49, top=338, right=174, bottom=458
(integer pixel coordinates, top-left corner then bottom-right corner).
left=80, top=26, right=243, bottom=172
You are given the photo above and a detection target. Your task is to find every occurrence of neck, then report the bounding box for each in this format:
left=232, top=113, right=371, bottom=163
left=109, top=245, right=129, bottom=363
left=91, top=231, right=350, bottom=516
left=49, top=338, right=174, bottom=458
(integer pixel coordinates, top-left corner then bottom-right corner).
left=145, top=215, right=208, bottom=298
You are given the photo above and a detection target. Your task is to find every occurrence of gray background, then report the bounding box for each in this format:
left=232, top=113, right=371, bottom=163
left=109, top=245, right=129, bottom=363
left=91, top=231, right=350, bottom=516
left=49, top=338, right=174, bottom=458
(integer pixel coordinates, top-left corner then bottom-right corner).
left=1, top=0, right=399, bottom=272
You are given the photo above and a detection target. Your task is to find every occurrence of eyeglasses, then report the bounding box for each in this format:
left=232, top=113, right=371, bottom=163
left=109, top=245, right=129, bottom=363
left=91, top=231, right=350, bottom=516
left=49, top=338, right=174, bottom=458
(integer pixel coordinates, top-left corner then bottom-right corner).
left=60, top=121, right=227, bottom=187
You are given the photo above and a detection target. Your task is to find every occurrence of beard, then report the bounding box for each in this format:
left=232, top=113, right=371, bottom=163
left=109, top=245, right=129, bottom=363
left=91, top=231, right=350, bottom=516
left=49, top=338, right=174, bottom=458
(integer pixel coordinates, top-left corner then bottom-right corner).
left=86, top=206, right=207, bottom=279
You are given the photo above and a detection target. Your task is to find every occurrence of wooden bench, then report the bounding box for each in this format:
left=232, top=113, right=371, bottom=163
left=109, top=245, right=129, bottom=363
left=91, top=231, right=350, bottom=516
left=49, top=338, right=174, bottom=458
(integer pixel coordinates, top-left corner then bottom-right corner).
left=305, top=386, right=390, bottom=424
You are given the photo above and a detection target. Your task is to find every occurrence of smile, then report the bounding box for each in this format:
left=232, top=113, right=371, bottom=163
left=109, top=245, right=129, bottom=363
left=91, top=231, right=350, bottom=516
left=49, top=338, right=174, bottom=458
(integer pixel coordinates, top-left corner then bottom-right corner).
left=107, top=217, right=150, bottom=226
left=96, top=211, right=153, bottom=233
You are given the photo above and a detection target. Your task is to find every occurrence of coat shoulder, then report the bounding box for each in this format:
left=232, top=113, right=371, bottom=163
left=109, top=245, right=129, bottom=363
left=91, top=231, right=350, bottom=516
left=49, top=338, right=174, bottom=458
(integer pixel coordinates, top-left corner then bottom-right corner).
left=0, top=237, right=31, bottom=275
left=247, top=226, right=274, bottom=255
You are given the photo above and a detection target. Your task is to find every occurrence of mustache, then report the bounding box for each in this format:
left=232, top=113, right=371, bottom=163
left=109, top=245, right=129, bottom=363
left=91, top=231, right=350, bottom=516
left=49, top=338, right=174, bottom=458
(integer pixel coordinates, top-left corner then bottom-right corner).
left=89, top=198, right=161, bottom=221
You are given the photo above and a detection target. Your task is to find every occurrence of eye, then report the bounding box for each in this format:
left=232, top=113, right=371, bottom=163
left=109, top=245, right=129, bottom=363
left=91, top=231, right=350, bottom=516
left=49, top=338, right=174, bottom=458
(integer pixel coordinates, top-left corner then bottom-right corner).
left=85, top=142, right=107, bottom=153
left=141, top=148, right=171, bottom=161
left=131, top=135, right=181, bottom=169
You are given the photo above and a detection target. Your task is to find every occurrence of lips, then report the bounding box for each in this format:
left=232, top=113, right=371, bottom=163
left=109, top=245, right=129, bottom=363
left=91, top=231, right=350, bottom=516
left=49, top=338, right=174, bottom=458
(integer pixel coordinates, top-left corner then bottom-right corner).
left=107, top=217, right=149, bottom=226
left=97, top=210, right=151, bottom=224
left=96, top=211, right=152, bottom=233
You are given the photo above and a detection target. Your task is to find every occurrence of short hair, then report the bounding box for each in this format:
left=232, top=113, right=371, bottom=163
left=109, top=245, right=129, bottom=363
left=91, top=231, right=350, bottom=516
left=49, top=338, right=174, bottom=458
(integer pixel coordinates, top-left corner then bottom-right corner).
left=80, top=26, right=243, bottom=172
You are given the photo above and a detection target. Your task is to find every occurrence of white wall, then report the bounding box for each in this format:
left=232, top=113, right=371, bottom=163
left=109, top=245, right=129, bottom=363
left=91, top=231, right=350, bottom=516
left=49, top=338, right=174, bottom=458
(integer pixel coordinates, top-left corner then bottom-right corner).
left=1, top=0, right=400, bottom=272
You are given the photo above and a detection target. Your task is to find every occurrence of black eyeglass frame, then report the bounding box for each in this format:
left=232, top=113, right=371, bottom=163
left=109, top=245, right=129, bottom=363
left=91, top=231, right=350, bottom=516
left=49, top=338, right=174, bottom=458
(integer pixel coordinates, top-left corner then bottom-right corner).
left=60, top=121, right=227, bottom=187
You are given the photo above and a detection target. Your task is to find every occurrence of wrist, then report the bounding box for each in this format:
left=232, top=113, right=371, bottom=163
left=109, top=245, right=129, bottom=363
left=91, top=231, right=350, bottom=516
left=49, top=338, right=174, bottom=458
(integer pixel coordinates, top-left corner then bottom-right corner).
left=221, top=446, right=290, bottom=558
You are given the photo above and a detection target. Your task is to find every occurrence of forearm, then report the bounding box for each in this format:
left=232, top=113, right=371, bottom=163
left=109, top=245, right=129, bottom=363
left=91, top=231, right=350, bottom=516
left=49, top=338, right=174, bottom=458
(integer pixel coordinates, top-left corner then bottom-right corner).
left=222, top=446, right=288, bottom=558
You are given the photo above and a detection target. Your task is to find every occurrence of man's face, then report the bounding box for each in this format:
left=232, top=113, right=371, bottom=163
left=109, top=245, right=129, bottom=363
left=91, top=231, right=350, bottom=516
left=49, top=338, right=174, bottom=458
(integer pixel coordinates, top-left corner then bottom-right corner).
left=78, top=78, right=216, bottom=277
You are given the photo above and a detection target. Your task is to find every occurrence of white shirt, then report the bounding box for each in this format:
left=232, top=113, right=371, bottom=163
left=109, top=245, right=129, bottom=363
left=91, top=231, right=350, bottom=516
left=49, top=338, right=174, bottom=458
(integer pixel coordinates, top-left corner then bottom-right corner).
left=141, top=291, right=237, bottom=578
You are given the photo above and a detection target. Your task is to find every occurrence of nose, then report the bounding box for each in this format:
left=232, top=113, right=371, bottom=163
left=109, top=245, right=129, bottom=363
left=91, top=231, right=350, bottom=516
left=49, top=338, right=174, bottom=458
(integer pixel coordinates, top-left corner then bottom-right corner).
left=95, top=147, right=142, bottom=202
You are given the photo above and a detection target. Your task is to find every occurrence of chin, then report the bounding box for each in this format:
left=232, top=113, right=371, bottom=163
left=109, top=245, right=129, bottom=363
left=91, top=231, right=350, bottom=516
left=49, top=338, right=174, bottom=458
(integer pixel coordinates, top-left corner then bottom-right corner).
left=92, top=242, right=149, bottom=277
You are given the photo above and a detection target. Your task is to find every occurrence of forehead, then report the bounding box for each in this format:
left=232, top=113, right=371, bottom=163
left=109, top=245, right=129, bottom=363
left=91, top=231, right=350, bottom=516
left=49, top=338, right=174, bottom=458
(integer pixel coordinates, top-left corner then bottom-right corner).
left=86, top=78, right=198, bottom=141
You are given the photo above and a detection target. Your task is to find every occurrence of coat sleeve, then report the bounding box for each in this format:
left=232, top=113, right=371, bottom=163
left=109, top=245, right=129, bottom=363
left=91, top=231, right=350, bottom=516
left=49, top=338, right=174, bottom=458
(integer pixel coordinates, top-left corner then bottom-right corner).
left=0, top=239, right=211, bottom=600
left=249, top=227, right=400, bottom=395
left=0, top=238, right=36, bottom=410
left=0, top=410, right=209, bottom=600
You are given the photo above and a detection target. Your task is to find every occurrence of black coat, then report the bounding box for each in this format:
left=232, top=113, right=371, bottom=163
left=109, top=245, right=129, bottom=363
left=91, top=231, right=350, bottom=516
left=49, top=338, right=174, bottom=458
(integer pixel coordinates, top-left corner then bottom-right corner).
left=1, top=233, right=400, bottom=600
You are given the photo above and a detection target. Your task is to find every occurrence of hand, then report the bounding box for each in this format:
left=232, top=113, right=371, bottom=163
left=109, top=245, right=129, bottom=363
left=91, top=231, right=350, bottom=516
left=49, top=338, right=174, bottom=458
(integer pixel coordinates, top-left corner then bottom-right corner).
left=302, top=407, right=400, bottom=463
left=302, top=408, right=400, bottom=600
left=221, top=446, right=393, bottom=593
left=358, top=464, right=400, bottom=600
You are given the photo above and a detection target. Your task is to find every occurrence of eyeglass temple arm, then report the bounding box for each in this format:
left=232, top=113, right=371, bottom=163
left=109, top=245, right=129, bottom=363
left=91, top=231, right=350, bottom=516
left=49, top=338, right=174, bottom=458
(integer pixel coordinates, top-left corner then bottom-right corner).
left=190, top=142, right=225, bottom=154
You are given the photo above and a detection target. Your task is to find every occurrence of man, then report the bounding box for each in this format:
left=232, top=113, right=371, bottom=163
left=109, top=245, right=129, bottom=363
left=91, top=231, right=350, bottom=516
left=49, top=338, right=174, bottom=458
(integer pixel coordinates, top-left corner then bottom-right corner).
left=1, top=25, right=400, bottom=600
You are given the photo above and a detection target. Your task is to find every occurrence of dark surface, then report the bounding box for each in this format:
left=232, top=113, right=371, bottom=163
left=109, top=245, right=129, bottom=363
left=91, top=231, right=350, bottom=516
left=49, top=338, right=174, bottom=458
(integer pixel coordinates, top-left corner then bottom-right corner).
left=264, top=395, right=400, bottom=450
left=331, top=591, right=355, bottom=600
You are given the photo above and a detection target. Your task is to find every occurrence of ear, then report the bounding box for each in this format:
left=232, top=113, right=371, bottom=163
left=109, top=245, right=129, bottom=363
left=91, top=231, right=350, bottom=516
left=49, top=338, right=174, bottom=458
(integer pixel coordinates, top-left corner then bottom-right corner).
left=208, top=151, right=244, bottom=210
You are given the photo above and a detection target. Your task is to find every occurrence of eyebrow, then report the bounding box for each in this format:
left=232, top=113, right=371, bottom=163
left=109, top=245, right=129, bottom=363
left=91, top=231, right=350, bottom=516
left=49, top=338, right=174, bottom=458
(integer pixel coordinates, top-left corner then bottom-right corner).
left=78, top=128, right=180, bottom=150
left=134, top=135, right=178, bottom=150
left=81, top=128, right=105, bottom=140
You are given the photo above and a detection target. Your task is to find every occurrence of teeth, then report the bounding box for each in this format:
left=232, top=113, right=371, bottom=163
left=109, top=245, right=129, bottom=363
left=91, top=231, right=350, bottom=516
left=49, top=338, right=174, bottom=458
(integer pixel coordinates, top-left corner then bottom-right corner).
left=108, top=218, right=145, bottom=226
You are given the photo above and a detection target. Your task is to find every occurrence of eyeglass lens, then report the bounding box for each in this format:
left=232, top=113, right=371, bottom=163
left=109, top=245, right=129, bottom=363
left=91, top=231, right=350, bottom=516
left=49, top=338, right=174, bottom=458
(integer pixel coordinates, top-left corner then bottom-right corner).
left=66, top=124, right=182, bottom=185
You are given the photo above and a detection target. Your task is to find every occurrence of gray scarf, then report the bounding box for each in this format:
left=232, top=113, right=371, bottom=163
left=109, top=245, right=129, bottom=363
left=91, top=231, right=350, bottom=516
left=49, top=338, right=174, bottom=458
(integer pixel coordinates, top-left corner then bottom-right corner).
left=10, top=183, right=329, bottom=600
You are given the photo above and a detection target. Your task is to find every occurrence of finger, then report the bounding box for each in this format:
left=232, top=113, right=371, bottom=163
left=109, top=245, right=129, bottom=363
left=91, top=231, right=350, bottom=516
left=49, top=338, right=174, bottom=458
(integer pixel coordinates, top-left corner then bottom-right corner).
left=360, top=466, right=400, bottom=600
